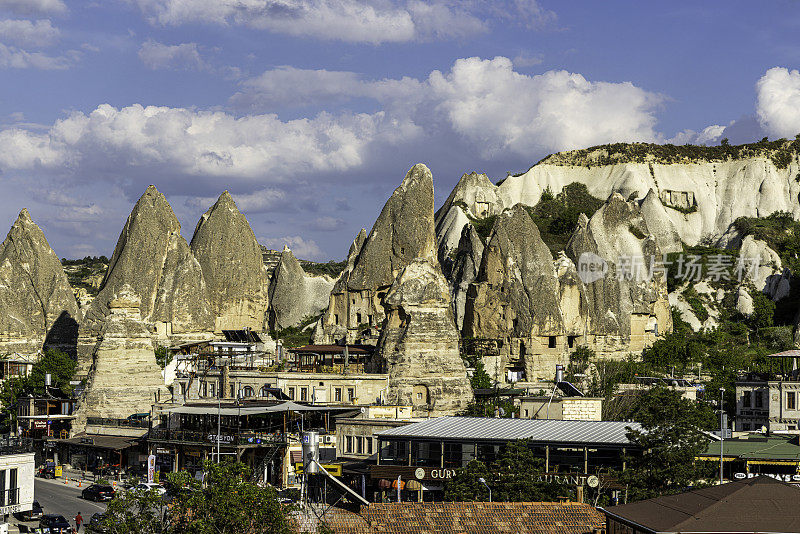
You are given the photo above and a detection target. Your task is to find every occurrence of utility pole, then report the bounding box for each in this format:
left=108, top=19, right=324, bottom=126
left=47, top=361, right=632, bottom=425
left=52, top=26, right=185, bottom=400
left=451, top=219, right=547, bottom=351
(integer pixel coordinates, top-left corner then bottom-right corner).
left=217, top=395, right=221, bottom=463
left=719, top=387, right=725, bottom=484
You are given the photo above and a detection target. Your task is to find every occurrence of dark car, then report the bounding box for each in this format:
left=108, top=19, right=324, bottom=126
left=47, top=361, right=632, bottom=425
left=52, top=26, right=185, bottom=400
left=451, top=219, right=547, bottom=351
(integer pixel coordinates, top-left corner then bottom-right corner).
left=20, top=499, right=43, bottom=520
left=39, top=513, right=71, bottom=534
left=82, top=483, right=115, bottom=501
left=87, top=512, right=110, bottom=534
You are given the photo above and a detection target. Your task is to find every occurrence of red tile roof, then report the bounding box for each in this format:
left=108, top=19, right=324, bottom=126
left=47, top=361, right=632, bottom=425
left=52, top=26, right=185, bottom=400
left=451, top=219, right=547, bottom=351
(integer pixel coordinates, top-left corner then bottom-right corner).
left=313, top=502, right=604, bottom=534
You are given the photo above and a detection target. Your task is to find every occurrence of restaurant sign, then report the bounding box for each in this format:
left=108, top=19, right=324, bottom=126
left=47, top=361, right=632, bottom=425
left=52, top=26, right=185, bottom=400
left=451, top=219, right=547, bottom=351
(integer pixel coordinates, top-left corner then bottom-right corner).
left=735, top=472, right=800, bottom=483
left=536, top=473, right=600, bottom=487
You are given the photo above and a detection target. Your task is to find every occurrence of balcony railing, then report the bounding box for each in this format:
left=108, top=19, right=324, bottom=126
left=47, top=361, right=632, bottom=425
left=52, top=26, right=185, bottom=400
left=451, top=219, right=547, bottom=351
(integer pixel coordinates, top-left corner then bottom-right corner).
left=0, top=488, right=19, bottom=506
left=86, top=417, right=149, bottom=428
left=148, top=428, right=286, bottom=447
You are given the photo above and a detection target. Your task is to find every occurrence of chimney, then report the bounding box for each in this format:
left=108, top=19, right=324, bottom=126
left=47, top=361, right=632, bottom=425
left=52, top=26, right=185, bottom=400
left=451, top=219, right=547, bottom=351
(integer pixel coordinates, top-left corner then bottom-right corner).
left=555, top=364, right=564, bottom=384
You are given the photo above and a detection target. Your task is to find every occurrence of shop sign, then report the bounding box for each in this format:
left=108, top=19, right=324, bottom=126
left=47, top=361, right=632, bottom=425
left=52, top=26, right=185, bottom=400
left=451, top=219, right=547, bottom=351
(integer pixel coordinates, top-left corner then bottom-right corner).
left=294, top=463, right=342, bottom=476
left=735, top=472, right=800, bottom=483
left=369, top=465, right=455, bottom=481
left=54, top=466, right=62, bottom=478
left=155, top=448, right=171, bottom=455
left=536, top=473, right=600, bottom=487
left=148, top=455, right=156, bottom=484
left=205, top=433, right=235, bottom=444
left=412, top=468, right=456, bottom=480
left=0, top=504, right=22, bottom=515
left=32, top=420, right=47, bottom=430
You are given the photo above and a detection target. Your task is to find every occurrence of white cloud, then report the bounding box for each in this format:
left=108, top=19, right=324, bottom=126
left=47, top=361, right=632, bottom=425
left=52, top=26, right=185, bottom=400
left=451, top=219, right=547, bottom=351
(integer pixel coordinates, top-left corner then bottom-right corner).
left=0, top=0, right=66, bottom=16
left=0, top=19, right=59, bottom=47
left=0, top=103, right=412, bottom=180
left=668, top=124, right=725, bottom=145
left=512, top=50, right=543, bottom=68
left=234, top=57, right=663, bottom=157
left=0, top=42, right=77, bottom=69
left=309, top=216, right=345, bottom=231
left=138, top=40, right=205, bottom=70
left=131, top=0, right=556, bottom=44
left=756, top=67, right=800, bottom=139
left=262, top=235, right=324, bottom=260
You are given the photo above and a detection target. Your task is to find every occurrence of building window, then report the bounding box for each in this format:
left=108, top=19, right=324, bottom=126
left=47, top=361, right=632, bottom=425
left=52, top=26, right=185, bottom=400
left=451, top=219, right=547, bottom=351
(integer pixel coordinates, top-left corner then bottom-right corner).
left=367, top=438, right=373, bottom=455
left=356, top=436, right=363, bottom=454
left=242, top=386, right=254, bottom=398
left=334, top=387, right=342, bottom=402
left=345, top=436, right=353, bottom=453
left=287, top=387, right=295, bottom=400
left=524, top=409, right=529, bottom=418
left=755, top=391, right=764, bottom=408
left=301, top=387, right=308, bottom=401
left=260, top=385, right=270, bottom=398
left=210, top=383, right=215, bottom=398
left=347, top=388, right=355, bottom=403
left=568, top=336, right=577, bottom=348
left=743, top=391, right=751, bottom=408
left=8, top=468, right=17, bottom=505
left=548, top=336, right=557, bottom=349
left=789, top=392, right=796, bottom=410
left=412, top=385, right=429, bottom=406
left=334, top=314, right=339, bottom=325
left=202, top=382, right=208, bottom=397
left=743, top=423, right=751, bottom=431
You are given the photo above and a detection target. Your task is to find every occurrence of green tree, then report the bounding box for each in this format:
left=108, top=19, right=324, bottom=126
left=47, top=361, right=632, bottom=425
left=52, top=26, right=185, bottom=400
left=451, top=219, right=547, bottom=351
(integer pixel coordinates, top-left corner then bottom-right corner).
left=27, top=348, right=76, bottom=395
left=621, top=387, right=715, bottom=501
left=470, top=360, right=493, bottom=390
left=749, top=291, right=775, bottom=331
left=98, top=461, right=295, bottom=534
left=443, top=459, right=491, bottom=501
left=443, top=440, right=563, bottom=502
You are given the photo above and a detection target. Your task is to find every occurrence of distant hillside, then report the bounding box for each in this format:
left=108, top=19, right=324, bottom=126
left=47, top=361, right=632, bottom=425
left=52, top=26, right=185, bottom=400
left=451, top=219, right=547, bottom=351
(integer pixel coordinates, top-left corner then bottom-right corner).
left=259, top=246, right=345, bottom=278
left=533, top=137, right=800, bottom=170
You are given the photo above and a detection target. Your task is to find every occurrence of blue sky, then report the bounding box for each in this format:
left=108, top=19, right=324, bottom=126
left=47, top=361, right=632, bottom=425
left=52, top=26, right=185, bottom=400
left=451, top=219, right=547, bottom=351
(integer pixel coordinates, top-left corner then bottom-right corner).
left=1, top=1, right=799, bottom=261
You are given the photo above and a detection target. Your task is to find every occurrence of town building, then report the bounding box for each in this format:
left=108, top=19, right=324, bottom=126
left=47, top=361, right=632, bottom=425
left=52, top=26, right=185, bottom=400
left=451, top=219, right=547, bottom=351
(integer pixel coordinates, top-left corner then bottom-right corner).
left=371, top=417, right=641, bottom=501
left=0, top=445, right=35, bottom=519
left=734, top=351, right=800, bottom=432
left=600, top=476, right=800, bottom=534
left=313, top=502, right=605, bottom=534
left=698, top=433, right=800, bottom=483
left=518, top=396, right=603, bottom=421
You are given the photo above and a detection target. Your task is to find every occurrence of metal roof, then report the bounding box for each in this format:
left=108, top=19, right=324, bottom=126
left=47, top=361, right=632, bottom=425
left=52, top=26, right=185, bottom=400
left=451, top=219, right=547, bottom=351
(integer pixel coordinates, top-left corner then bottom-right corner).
left=766, top=350, right=800, bottom=358
left=165, top=401, right=355, bottom=416
left=376, top=417, right=640, bottom=446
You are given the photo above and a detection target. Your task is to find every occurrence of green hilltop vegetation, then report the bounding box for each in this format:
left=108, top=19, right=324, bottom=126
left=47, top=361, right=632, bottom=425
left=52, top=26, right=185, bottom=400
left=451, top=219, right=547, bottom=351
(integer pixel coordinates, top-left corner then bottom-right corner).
left=530, top=135, right=800, bottom=170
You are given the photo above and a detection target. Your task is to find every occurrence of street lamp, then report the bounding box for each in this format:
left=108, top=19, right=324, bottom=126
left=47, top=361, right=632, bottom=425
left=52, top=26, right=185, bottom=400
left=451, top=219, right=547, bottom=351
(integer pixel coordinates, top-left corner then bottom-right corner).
left=719, top=387, right=725, bottom=484
left=479, top=477, right=492, bottom=502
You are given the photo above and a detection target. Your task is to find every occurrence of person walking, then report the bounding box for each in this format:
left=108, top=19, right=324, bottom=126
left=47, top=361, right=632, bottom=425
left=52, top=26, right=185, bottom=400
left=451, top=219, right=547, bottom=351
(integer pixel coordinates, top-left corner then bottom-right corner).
left=74, top=511, right=83, bottom=532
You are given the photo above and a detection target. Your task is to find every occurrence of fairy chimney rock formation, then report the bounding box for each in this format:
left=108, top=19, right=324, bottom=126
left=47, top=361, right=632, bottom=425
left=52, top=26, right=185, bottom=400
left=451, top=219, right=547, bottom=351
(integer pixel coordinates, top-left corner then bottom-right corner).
left=78, top=185, right=212, bottom=371
left=0, top=209, right=79, bottom=355
left=72, top=285, right=168, bottom=434
left=190, top=191, right=270, bottom=332
left=317, top=164, right=437, bottom=344
left=375, top=257, right=472, bottom=416
left=267, top=246, right=334, bottom=330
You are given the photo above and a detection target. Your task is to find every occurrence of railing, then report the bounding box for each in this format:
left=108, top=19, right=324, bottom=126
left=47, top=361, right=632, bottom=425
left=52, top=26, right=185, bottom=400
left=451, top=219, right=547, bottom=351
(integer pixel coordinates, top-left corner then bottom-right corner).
left=0, top=437, right=34, bottom=455
left=86, top=417, right=149, bottom=428
left=0, top=488, right=19, bottom=506
left=148, top=428, right=286, bottom=447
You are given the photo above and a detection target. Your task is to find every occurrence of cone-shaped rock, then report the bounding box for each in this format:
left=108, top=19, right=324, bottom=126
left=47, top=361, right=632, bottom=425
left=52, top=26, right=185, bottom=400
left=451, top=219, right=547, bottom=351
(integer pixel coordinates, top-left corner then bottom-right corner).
left=450, top=223, right=484, bottom=330
left=72, top=285, right=169, bottom=434
left=268, top=247, right=334, bottom=330
left=79, top=186, right=213, bottom=367
left=317, top=164, right=437, bottom=344
left=0, top=209, right=79, bottom=355
left=190, top=191, right=269, bottom=332
left=348, top=163, right=437, bottom=290
left=375, top=257, right=472, bottom=416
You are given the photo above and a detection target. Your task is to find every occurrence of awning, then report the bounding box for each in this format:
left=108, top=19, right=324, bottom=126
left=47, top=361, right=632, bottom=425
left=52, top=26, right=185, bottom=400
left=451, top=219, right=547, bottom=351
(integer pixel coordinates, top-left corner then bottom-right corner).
left=48, top=433, right=141, bottom=451
left=165, top=401, right=354, bottom=416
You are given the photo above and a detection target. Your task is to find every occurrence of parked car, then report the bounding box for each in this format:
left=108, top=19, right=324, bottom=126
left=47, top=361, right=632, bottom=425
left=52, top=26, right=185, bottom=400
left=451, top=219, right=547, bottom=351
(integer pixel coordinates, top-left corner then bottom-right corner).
left=82, top=484, right=115, bottom=502
left=20, top=500, right=43, bottom=521
left=87, top=512, right=110, bottom=534
left=39, top=514, right=71, bottom=534
left=135, top=482, right=166, bottom=496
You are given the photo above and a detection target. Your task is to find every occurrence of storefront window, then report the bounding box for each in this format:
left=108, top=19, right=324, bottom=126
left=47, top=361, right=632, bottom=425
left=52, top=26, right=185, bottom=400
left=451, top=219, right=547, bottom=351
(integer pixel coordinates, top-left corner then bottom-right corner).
left=444, top=442, right=475, bottom=468
left=379, top=440, right=410, bottom=466
left=411, top=441, right=441, bottom=467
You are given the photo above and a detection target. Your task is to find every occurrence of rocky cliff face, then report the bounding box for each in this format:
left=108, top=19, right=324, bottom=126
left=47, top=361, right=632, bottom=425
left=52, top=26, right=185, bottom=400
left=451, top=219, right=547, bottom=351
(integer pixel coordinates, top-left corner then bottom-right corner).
left=374, top=258, right=472, bottom=416
left=0, top=209, right=79, bottom=355
left=268, top=247, right=334, bottom=330
left=448, top=224, right=484, bottom=330
left=462, top=194, right=671, bottom=380
left=436, top=153, right=800, bottom=261
left=316, top=164, right=437, bottom=344
left=72, top=286, right=169, bottom=434
left=190, top=191, right=270, bottom=332
left=78, top=186, right=212, bottom=369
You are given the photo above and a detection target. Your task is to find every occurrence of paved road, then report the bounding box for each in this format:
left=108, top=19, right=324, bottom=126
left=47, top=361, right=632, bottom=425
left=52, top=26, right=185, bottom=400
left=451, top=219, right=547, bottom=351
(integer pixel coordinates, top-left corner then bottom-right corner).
left=14, top=479, right=109, bottom=531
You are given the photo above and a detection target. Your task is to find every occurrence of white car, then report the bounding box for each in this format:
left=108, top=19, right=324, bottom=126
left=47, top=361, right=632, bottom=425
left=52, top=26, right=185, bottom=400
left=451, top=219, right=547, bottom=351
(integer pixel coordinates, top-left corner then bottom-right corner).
left=135, top=482, right=166, bottom=495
